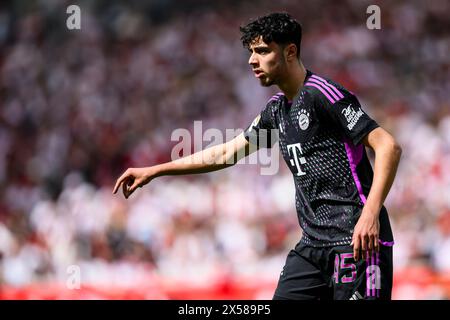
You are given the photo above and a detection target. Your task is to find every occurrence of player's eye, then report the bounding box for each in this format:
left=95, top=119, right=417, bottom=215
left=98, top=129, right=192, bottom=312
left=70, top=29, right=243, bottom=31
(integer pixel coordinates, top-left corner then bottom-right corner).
left=256, top=48, right=270, bottom=55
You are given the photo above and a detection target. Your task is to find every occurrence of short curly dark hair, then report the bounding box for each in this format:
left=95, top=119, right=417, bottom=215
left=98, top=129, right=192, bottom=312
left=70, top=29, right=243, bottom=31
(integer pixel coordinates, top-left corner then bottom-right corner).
left=240, top=12, right=302, bottom=58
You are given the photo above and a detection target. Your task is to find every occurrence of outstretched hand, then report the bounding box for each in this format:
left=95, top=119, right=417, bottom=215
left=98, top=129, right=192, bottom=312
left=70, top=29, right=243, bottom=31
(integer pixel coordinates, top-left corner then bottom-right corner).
left=112, top=167, right=153, bottom=199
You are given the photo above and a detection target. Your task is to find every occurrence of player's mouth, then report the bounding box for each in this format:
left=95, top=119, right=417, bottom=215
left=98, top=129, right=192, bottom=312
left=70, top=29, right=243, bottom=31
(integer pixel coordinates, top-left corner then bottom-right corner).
left=253, top=70, right=265, bottom=78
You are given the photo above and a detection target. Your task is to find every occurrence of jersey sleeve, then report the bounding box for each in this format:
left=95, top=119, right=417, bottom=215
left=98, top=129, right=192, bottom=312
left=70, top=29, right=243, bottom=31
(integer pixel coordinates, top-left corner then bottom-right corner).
left=243, top=98, right=279, bottom=148
left=312, top=84, right=379, bottom=145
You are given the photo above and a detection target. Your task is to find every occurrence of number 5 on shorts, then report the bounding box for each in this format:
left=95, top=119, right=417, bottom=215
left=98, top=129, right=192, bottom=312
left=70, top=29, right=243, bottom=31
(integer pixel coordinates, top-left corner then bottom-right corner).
left=334, top=253, right=357, bottom=284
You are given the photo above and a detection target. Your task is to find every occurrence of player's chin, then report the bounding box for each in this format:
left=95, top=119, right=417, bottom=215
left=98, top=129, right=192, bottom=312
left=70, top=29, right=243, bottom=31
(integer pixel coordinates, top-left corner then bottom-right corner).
left=259, top=77, right=274, bottom=87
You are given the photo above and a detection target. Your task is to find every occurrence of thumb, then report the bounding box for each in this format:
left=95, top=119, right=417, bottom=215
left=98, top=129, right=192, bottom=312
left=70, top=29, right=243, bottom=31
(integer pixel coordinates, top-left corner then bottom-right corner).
left=128, top=178, right=143, bottom=194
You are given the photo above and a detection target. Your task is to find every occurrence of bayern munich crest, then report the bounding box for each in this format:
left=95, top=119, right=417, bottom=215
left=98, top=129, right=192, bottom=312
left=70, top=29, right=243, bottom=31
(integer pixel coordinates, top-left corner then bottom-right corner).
left=299, top=109, right=310, bottom=130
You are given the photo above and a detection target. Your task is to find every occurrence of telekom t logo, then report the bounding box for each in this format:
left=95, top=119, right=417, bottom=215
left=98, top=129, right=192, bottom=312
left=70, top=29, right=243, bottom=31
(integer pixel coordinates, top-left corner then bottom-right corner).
left=287, top=143, right=306, bottom=176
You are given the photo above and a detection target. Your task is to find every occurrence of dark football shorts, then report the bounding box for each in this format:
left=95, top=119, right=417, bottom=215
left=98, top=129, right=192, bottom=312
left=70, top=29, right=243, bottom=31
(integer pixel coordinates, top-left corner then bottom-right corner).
left=273, top=242, right=393, bottom=300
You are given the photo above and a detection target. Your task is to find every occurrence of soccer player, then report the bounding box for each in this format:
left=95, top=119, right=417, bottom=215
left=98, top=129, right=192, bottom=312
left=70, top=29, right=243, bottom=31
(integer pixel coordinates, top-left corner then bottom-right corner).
left=113, top=13, right=402, bottom=300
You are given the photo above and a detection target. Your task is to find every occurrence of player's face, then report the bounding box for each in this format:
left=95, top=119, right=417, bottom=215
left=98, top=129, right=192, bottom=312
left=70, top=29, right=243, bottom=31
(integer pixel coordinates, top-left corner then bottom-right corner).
left=248, top=37, right=287, bottom=87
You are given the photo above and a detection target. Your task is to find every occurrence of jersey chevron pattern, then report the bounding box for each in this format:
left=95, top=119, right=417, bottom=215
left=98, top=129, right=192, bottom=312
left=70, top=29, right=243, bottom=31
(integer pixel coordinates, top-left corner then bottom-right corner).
left=244, top=70, right=394, bottom=247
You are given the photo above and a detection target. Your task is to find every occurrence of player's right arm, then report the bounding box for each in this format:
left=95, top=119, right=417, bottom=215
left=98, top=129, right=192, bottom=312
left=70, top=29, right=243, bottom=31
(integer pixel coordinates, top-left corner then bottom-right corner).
left=114, top=96, right=278, bottom=199
left=112, top=132, right=256, bottom=199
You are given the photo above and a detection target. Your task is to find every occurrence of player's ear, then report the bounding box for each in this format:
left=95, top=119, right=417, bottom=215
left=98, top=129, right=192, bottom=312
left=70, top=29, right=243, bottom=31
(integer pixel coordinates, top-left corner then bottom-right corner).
left=284, top=43, right=298, bottom=62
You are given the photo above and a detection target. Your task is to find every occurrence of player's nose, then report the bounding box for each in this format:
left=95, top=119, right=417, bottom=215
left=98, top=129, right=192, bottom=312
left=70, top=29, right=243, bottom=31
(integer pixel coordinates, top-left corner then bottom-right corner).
left=248, top=52, right=258, bottom=67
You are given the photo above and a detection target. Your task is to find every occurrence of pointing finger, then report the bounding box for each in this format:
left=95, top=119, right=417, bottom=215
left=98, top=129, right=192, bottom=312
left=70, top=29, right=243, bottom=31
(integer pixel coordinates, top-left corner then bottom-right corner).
left=113, top=171, right=129, bottom=194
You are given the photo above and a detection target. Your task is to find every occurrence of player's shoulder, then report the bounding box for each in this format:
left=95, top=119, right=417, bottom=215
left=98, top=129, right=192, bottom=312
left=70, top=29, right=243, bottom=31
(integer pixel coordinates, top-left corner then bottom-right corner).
left=263, top=92, right=285, bottom=113
left=304, top=72, right=352, bottom=106
left=266, top=92, right=285, bottom=105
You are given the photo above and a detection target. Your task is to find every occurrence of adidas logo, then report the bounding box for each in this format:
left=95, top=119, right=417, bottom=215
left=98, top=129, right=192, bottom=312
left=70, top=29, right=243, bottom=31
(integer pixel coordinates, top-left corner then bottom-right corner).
left=349, top=291, right=364, bottom=300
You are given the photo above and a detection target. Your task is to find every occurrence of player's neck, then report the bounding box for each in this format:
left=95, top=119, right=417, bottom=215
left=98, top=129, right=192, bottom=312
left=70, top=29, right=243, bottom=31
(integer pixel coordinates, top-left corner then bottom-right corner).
left=277, top=61, right=307, bottom=101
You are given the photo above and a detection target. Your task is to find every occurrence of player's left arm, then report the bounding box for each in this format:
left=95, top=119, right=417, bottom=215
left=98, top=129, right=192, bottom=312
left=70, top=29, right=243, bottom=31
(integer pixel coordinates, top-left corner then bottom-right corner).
left=312, top=84, right=402, bottom=260
left=351, top=127, right=402, bottom=261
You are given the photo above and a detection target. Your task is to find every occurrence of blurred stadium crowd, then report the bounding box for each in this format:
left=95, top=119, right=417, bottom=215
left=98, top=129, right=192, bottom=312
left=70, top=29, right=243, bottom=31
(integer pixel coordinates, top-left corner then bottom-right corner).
left=0, top=0, right=449, bottom=299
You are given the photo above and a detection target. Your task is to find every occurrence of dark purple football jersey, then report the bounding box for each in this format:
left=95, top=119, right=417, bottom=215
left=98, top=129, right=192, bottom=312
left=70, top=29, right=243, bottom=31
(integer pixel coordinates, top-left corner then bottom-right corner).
left=244, top=70, right=394, bottom=247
